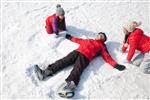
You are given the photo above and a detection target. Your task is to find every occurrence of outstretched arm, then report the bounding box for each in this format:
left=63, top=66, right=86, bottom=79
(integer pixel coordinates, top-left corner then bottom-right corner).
left=101, top=45, right=126, bottom=71
left=101, top=47, right=117, bottom=67
left=65, top=34, right=85, bottom=44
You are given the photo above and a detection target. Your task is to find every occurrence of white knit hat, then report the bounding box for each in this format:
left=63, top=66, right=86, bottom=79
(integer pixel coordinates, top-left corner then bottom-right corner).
left=123, top=21, right=142, bottom=32
left=56, top=4, right=65, bottom=16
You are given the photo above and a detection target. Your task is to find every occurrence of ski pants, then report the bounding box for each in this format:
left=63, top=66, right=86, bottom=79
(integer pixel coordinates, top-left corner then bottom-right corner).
left=46, top=50, right=89, bottom=85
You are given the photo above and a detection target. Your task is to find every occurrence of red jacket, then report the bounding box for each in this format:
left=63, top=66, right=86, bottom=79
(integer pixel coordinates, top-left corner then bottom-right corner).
left=71, top=37, right=117, bottom=67
left=122, top=28, right=150, bottom=61
left=45, top=14, right=66, bottom=34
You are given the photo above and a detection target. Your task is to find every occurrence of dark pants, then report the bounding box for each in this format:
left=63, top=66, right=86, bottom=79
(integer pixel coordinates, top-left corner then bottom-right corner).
left=46, top=50, right=89, bottom=85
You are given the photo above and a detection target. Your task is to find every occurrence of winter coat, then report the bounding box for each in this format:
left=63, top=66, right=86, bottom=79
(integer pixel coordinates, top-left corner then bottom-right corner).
left=70, top=37, right=117, bottom=67
left=45, top=14, right=66, bottom=34
left=122, top=28, right=150, bottom=61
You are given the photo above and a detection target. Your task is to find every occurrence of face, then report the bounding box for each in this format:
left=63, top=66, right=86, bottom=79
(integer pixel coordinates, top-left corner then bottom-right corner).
left=95, top=34, right=105, bottom=40
left=58, top=16, right=64, bottom=20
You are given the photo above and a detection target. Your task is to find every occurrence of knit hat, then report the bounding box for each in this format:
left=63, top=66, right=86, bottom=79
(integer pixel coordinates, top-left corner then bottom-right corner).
left=98, top=32, right=107, bottom=42
left=123, top=21, right=141, bottom=32
left=56, top=4, right=65, bottom=16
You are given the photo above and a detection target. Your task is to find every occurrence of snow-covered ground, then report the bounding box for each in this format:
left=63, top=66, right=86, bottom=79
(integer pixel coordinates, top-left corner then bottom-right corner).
left=1, top=1, right=150, bottom=100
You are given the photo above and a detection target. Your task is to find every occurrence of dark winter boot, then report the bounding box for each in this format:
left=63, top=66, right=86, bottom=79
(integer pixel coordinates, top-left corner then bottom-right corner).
left=34, top=65, right=53, bottom=81
left=58, top=81, right=76, bottom=98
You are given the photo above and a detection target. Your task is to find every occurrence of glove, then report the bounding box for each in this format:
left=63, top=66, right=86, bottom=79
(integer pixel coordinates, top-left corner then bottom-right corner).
left=65, top=34, right=72, bottom=40
left=115, top=64, right=126, bottom=71
left=54, top=32, right=59, bottom=36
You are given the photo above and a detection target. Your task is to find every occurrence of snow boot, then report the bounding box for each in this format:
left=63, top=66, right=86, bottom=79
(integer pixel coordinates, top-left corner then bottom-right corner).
left=58, top=81, right=76, bottom=98
left=34, top=65, right=53, bottom=81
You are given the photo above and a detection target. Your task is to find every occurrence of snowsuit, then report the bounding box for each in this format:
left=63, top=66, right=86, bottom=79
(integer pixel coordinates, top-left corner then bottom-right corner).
left=45, top=14, right=66, bottom=34
left=46, top=36, right=117, bottom=85
left=122, top=28, right=150, bottom=73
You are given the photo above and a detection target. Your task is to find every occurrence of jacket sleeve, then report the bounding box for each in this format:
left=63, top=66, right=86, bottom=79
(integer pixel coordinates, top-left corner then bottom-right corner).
left=70, top=37, right=85, bottom=44
left=126, top=40, right=137, bottom=62
left=52, top=18, right=58, bottom=33
left=127, top=45, right=136, bottom=62
left=101, top=46, right=117, bottom=67
left=126, top=29, right=141, bottom=62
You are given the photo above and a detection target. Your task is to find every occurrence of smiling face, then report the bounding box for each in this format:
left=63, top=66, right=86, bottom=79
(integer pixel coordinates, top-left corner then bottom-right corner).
left=95, top=33, right=105, bottom=41
left=58, top=15, right=64, bottom=20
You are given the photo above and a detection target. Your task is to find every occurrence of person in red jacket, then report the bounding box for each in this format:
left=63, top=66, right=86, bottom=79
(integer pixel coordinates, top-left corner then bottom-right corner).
left=34, top=32, right=126, bottom=98
left=45, top=4, right=66, bottom=36
left=121, top=21, right=150, bottom=74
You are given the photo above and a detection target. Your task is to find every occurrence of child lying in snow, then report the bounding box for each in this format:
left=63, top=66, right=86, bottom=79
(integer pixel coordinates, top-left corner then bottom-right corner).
left=34, top=32, right=126, bottom=98
left=121, top=21, right=150, bottom=74
left=45, top=4, right=67, bottom=36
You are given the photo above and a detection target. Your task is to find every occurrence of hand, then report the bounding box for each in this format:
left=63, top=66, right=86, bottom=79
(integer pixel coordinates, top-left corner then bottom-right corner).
left=123, top=43, right=128, bottom=47
left=115, top=64, right=126, bottom=71
left=121, top=43, right=128, bottom=53
left=65, top=34, right=72, bottom=40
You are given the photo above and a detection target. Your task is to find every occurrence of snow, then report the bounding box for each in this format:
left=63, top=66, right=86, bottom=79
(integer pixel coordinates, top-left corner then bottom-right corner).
left=1, top=1, right=150, bottom=100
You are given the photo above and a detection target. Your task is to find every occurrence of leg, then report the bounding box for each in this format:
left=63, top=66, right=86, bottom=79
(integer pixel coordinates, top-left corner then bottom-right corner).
left=131, top=53, right=144, bottom=66
left=57, top=53, right=89, bottom=98
left=65, top=53, right=89, bottom=86
left=47, top=51, right=79, bottom=74
left=140, top=52, right=150, bottom=74
left=35, top=51, right=79, bottom=80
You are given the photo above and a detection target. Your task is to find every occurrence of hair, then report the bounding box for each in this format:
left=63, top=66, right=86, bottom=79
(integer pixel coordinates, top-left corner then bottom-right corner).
left=123, top=33, right=131, bottom=43
left=98, top=32, right=107, bottom=42
left=56, top=4, right=61, bottom=8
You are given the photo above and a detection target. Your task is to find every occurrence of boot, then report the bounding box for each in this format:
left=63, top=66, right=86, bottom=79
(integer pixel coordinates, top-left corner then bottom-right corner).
left=58, top=81, right=76, bottom=98
left=34, top=65, right=53, bottom=81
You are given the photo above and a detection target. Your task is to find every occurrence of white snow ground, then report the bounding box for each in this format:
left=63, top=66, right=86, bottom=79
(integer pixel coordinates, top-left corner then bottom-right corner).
left=1, top=1, right=150, bottom=100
